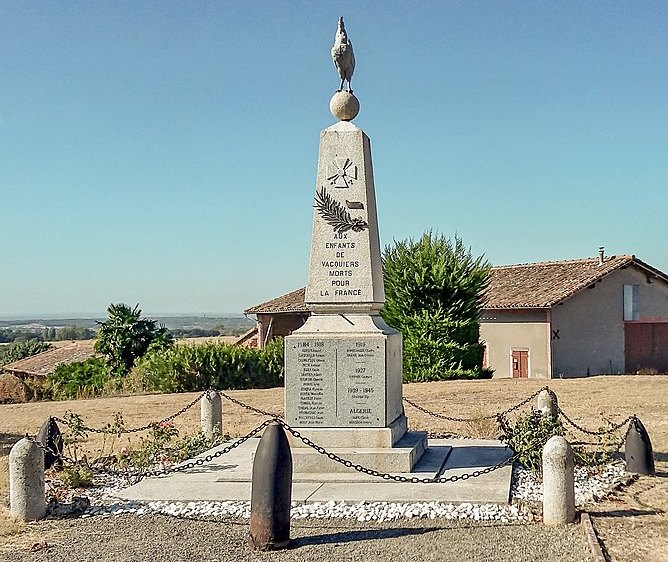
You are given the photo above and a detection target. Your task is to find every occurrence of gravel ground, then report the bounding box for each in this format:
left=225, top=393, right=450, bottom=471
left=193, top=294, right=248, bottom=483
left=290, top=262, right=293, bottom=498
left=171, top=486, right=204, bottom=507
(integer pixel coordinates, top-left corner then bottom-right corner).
left=2, top=514, right=591, bottom=562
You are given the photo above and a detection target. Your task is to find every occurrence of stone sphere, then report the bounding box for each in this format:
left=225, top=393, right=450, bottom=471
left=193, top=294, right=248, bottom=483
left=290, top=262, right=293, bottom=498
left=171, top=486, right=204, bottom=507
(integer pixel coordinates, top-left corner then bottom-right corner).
left=330, top=91, right=360, bottom=121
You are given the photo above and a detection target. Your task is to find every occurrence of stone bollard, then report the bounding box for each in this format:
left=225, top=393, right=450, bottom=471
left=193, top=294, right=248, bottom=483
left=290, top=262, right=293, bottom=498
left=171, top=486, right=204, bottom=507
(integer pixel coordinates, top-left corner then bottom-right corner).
left=9, top=438, right=46, bottom=521
left=625, top=417, right=655, bottom=476
left=200, top=390, right=222, bottom=439
left=542, top=435, right=575, bottom=525
left=537, top=389, right=558, bottom=421
left=249, top=422, right=292, bottom=551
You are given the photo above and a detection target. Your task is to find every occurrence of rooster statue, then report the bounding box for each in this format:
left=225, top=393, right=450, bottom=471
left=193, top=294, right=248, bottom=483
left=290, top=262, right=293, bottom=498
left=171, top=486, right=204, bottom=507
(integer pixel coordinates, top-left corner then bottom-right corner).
left=331, top=17, right=355, bottom=93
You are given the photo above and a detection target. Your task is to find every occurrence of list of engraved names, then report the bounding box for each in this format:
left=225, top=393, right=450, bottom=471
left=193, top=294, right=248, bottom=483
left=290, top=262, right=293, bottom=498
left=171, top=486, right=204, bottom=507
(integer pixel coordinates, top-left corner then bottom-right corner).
left=287, top=337, right=386, bottom=427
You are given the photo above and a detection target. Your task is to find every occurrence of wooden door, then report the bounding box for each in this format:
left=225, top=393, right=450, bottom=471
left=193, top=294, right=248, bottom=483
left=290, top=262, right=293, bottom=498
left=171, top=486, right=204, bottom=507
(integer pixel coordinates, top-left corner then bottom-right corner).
left=512, top=350, right=529, bottom=378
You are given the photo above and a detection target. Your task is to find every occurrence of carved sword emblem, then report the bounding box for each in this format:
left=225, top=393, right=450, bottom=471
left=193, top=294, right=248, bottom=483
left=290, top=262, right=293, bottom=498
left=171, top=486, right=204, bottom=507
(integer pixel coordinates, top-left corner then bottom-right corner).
left=327, top=157, right=357, bottom=188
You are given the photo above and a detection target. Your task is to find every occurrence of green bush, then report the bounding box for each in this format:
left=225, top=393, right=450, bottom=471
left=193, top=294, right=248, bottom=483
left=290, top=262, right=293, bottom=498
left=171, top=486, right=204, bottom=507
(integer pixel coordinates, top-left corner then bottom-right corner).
left=59, top=465, right=94, bottom=488
left=95, top=303, right=173, bottom=377
left=499, top=410, right=565, bottom=473
left=46, top=358, right=111, bottom=400
left=382, top=232, right=491, bottom=381
left=130, top=338, right=284, bottom=393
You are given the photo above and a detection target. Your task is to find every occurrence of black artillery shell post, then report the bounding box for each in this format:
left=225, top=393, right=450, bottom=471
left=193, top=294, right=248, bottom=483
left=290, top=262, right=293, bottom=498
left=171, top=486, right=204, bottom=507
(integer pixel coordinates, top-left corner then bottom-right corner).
left=625, top=417, right=655, bottom=476
left=36, top=417, right=63, bottom=470
left=249, top=422, right=293, bottom=551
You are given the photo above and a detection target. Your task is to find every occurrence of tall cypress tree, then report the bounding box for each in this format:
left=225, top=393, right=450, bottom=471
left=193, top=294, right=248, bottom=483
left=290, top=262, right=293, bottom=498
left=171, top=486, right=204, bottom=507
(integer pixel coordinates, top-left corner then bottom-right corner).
left=381, top=232, right=492, bottom=381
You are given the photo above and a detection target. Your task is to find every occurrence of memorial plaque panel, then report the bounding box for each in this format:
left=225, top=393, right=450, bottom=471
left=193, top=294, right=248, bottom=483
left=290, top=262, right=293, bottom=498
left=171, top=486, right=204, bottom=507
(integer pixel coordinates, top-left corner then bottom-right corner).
left=285, top=335, right=387, bottom=427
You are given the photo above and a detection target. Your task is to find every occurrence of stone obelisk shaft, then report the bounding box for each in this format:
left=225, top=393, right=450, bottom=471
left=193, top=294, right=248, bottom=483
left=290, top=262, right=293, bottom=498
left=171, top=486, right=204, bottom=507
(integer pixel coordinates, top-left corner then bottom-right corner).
left=305, top=121, right=384, bottom=313
left=285, top=121, right=402, bottom=429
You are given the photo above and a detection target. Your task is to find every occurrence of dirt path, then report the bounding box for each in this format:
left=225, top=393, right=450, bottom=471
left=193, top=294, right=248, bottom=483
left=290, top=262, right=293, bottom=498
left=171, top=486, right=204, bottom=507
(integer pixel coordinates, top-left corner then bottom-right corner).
left=1, top=376, right=666, bottom=560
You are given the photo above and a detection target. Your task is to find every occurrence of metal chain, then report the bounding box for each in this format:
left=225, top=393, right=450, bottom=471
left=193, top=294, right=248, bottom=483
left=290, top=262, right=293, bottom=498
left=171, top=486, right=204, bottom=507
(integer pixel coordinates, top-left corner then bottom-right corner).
left=556, top=405, right=633, bottom=436
left=52, top=390, right=210, bottom=435
left=572, top=432, right=628, bottom=455
left=217, top=391, right=282, bottom=418
left=26, top=414, right=537, bottom=487
left=276, top=418, right=526, bottom=484
left=26, top=419, right=275, bottom=484
left=24, top=435, right=78, bottom=466
left=136, top=419, right=273, bottom=479
left=403, top=386, right=549, bottom=423
left=26, top=388, right=635, bottom=489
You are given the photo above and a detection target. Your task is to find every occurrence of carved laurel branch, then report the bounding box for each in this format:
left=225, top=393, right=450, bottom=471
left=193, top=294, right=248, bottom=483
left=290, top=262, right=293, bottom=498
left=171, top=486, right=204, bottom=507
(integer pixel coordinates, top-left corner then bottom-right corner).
left=314, top=187, right=368, bottom=234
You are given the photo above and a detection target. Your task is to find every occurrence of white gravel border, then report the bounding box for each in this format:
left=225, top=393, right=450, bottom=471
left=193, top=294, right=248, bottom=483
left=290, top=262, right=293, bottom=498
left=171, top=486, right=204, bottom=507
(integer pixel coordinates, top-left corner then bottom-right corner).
left=46, top=460, right=630, bottom=524
left=80, top=499, right=529, bottom=523
left=511, top=461, right=630, bottom=506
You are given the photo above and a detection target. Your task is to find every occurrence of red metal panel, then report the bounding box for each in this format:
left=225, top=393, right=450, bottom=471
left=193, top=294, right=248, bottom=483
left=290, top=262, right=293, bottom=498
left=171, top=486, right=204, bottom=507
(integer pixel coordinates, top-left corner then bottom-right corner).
left=625, top=323, right=668, bottom=373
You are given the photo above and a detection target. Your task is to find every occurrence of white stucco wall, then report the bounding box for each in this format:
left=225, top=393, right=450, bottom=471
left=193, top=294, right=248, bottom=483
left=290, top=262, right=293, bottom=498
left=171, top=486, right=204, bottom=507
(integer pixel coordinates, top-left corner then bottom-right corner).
left=480, top=309, right=550, bottom=379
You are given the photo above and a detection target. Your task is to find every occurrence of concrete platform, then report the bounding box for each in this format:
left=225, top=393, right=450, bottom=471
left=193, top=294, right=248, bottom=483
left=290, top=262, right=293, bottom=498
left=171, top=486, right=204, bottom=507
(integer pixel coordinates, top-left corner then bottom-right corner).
left=114, top=438, right=513, bottom=505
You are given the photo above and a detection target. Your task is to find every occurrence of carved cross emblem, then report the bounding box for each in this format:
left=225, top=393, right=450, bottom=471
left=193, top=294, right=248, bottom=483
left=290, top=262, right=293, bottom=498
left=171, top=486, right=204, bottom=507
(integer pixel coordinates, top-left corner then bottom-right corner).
left=327, top=157, right=357, bottom=188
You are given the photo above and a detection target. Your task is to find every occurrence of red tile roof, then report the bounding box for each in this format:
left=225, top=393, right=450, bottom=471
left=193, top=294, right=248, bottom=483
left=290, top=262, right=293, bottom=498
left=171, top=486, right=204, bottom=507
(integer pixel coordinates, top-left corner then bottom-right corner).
left=3, top=340, right=97, bottom=378
left=487, top=254, right=640, bottom=308
left=245, top=255, right=668, bottom=313
left=245, top=287, right=308, bottom=314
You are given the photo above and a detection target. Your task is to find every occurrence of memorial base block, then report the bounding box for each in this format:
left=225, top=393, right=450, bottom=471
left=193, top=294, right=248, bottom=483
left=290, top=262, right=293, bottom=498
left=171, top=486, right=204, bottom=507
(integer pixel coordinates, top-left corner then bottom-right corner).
left=289, top=414, right=408, bottom=449
left=284, top=313, right=427, bottom=474
left=285, top=314, right=404, bottom=428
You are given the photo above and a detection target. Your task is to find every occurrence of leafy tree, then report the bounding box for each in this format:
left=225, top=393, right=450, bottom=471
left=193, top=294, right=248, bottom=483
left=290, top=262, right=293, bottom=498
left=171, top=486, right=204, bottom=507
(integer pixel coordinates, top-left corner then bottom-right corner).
left=95, top=303, right=173, bottom=377
left=381, top=232, right=491, bottom=381
left=47, top=357, right=110, bottom=400
left=56, top=325, right=95, bottom=341
left=0, top=339, right=53, bottom=367
left=0, top=329, right=43, bottom=343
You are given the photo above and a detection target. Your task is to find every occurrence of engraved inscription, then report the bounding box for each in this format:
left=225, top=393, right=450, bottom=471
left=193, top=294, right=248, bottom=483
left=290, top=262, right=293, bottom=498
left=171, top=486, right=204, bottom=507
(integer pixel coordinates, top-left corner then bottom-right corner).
left=286, top=336, right=386, bottom=427
left=294, top=341, right=326, bottom=425
left=315, top=230, right=364, bottom=299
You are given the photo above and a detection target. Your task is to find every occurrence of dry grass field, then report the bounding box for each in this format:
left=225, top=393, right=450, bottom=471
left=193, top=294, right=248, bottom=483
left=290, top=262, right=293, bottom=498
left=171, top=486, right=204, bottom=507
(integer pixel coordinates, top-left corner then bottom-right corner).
left=0, top=375, right=666, bottom=560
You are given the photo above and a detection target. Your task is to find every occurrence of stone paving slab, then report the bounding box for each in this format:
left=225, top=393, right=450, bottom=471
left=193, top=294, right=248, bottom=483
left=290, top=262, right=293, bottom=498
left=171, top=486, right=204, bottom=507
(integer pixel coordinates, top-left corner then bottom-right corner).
left=114, top=438, right=512, bottom=505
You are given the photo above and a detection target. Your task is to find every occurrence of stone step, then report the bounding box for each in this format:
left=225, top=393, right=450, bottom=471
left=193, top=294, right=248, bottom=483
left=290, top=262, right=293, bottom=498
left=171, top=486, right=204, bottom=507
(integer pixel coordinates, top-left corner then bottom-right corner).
left=290, top=431, right=428, bottom=474
left=291, top=444, right=452, bottom=483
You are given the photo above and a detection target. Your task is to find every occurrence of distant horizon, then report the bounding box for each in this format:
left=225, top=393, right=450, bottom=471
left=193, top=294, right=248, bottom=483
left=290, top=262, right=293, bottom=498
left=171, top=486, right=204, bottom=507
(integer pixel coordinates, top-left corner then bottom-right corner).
left=0, top=312, right=248, bottom=321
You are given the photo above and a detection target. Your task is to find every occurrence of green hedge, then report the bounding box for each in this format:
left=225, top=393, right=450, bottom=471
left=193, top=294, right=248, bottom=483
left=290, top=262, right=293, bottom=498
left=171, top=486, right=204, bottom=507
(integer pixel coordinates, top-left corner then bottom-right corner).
left=400, top=309, right=492, bottom=381
left=129, top=338, right=284, bottom=393
left=46, top=357, right=111, bottom=400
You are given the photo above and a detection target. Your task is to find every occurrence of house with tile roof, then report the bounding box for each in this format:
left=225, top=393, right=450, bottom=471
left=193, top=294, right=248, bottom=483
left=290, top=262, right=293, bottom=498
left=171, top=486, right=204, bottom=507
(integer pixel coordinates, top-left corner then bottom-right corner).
left=244, top=252, right=668, bottom=378
left=243, top=288, right=310, bottom=348
left=481, top=253, right=668, bottom=377
left=3, top=340, right=97, bottom=379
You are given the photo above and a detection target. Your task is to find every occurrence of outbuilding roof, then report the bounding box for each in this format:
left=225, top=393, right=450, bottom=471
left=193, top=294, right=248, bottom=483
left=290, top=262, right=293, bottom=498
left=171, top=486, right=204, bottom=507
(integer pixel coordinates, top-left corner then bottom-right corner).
left=244, top=254, right=668, bottom=313
left=3, top=340, right=97, bottom=378
left=245, top=287, right=309, bottom=315
left=485, top=254, right=668, bottom=308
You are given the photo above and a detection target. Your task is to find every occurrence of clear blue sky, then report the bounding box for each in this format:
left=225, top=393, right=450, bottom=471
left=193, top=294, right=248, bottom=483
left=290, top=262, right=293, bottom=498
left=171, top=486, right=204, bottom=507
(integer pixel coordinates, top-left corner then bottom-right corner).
left=1, top=1, right=666, bottom=316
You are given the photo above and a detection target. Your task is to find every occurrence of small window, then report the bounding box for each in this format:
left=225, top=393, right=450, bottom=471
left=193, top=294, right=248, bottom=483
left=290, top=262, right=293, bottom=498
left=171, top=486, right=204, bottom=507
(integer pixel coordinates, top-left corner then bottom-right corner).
left=623, top=284, right=639, bottom=321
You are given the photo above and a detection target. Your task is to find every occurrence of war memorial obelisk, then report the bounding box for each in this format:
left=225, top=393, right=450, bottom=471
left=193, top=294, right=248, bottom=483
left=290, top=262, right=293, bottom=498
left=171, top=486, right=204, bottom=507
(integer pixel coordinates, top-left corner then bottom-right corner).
left=285, top=18, right=427, bottom=473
